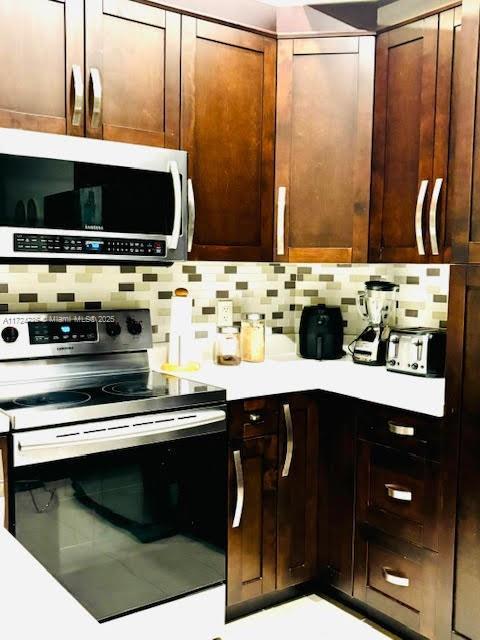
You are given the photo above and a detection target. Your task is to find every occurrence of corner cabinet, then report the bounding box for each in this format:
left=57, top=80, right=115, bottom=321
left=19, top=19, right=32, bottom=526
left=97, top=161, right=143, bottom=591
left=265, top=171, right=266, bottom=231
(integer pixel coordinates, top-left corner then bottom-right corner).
left=227, top=394, right=319, bottom=613
left=369, top=8, right=461, bottom=263
left=274, top=36, right=375, bottom=263
left=182, top=19, right=276, bottom=261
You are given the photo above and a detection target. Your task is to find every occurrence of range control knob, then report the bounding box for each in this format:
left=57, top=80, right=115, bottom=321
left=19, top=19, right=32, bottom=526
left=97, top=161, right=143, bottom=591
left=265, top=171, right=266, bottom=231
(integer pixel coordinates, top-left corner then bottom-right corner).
left=388, top=359, right=396, bottom=367
left=106, top=321, right=122, bottom=338
left=1, top=326, right=19, bottom=343
left=126, top=317, right=142, bottom=336
left=411, top=363, right=419, bottom=370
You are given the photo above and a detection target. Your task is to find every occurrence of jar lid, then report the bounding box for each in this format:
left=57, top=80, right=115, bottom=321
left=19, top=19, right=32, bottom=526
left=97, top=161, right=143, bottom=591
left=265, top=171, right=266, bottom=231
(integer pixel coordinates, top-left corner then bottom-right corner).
left=219, top=326, right=239, bottom=334
left=244, top=313, right=265, bottom=321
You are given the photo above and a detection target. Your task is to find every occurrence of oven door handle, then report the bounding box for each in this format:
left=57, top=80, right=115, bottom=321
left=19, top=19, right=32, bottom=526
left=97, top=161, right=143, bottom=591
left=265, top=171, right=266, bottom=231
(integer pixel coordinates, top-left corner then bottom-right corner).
left=16, top=410, right=226, bottom=460
left=168, top=160, right=182, bottom=251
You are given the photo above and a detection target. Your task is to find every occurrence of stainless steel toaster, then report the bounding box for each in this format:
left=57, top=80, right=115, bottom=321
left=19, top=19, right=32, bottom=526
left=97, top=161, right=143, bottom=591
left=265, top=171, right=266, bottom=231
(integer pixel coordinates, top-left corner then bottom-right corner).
left=386, top=327, right=447, bottom=378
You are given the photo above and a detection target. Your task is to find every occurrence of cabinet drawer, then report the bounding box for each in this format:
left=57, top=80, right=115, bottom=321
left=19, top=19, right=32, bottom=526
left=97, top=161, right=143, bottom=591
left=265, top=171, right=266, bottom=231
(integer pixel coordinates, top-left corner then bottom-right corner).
left=357, top=441, right=440, bottom=551
left=229, top=398, right=279, bottom=440
left=354, top=528, right=437, bottom=639
left=358, top=404, right=442, bottom=460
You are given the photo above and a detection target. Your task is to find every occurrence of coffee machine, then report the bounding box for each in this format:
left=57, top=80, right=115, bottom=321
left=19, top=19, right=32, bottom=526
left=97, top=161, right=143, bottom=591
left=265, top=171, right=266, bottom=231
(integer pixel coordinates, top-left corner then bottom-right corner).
left=352, top=280, right=399, bottom=366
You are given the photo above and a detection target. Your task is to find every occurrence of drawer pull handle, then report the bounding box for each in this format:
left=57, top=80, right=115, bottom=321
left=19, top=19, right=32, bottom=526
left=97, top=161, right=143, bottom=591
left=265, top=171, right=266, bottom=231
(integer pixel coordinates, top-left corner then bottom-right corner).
left=386, top=484, right=412, bottom=502
left=248, top=413, right=262, bottom=423
left=388, top=422, right=415, bottom=437
left=383, top=567, right=410, bottom=588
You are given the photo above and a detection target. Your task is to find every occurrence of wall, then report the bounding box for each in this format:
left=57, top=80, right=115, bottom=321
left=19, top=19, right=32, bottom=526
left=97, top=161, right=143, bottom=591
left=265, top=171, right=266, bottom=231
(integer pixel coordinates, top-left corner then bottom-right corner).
left=0, top=262, right=449, bottom=345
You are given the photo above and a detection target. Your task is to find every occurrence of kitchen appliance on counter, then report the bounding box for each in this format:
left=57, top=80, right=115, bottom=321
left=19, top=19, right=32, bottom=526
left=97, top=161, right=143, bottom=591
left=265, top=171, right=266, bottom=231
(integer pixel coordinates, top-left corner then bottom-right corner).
left=0, top=309, right=226, bottom=622
left=299, top=304, right=344, bottom=360
left=352, top=280, right=399, bottom=366
left=387, top=327, right=447, bottom=377
left=0, top=128, right=191, bottom=263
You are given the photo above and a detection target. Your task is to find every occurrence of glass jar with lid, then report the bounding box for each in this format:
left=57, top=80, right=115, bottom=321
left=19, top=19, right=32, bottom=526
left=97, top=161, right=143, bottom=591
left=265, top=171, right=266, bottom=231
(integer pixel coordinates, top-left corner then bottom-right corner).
left=241, top=313, right=266, bottom=363
left=216, top=326, right=241, bottom=366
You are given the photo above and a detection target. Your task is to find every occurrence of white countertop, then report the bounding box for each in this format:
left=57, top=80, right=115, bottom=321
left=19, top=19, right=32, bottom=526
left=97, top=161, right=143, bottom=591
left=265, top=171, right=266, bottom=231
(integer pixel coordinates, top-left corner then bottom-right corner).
left=152, top=349, right=445, bottom=417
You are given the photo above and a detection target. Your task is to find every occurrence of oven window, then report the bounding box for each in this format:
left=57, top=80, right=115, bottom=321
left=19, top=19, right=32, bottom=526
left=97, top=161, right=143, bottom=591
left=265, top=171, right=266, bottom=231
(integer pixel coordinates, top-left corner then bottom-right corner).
left=0, top=154, right=177, bottom=236
left=13, top=433, right=226, bottom=621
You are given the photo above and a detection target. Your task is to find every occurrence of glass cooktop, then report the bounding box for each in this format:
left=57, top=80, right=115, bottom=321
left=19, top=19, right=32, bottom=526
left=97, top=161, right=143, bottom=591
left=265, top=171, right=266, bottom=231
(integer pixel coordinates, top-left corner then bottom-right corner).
left=0, top=370, right=226, bottom=430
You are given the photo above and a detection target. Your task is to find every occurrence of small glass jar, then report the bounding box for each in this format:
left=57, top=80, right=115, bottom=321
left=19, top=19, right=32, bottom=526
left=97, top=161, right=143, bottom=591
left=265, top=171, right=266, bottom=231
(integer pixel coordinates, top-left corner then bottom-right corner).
left=216, top=327, right=241, bottom=366
left=241, top=313, right=266, bottom=363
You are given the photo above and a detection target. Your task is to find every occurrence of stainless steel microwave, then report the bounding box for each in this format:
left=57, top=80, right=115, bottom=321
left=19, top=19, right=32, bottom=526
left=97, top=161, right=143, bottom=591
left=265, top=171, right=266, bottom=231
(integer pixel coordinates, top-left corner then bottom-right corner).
left=0, top=128, right=190, bottom=263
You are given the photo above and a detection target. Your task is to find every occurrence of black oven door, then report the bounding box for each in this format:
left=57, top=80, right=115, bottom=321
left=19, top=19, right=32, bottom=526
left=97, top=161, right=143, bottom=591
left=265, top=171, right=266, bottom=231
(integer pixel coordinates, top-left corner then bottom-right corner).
left=11, top=412, right=226, bottom=622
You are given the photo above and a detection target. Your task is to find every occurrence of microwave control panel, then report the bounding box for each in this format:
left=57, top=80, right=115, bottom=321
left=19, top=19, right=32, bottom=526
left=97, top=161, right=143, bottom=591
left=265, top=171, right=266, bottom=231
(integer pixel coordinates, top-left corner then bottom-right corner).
left=13, top=233, right=167, bottom=258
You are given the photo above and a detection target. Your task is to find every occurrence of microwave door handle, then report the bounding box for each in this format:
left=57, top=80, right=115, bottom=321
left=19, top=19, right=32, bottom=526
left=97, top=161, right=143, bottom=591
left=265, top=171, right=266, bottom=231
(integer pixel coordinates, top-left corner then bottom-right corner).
left=0, top=447, right=5, bottom=527
left=168, top=161, right=182, bottom=251
left=187, top=178, right=195, bottom=253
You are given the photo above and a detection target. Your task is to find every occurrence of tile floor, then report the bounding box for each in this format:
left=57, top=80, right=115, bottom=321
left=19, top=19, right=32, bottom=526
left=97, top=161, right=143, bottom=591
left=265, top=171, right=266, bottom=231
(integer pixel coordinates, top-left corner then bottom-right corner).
left=222, top=594, right=400, bottom=640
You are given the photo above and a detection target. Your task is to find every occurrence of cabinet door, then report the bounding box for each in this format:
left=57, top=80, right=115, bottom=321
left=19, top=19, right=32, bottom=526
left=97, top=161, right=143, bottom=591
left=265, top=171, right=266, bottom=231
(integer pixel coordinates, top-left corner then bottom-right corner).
left=451, top=266, right=480, bottom=640
left=227, top=436, right=277, bottom=606
left=322, top=395, right=356, bottom=595
left=85, top=0, right=180, bottom=147
left=275, top=37, right=374, bottom=263
left=276, top=394, right=319, bottom=590
left=0, top=0, right=84, bottom=136
left=370, top=17, right=438, bottom=263
left=434, top=7, right=462, bottom=263
left=181, top=18, right=276, bottom=261
left=450, top=0, right=480, bottom=263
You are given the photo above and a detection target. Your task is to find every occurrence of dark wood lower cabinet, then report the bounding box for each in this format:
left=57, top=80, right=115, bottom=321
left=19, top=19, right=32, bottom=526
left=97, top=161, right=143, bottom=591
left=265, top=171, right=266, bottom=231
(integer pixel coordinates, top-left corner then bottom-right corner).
left=227, top=393, right=319, bottom=609
left=277, top=395, right=319, bottom=589
left=354, top=526, right=438, bottom=639
left=227, top=435, right=277, bottom=606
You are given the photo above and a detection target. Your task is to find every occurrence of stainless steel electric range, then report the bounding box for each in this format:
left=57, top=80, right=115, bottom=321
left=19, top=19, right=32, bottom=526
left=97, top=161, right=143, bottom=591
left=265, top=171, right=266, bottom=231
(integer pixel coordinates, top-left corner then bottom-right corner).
left=0, top=309, right=227, bottom=623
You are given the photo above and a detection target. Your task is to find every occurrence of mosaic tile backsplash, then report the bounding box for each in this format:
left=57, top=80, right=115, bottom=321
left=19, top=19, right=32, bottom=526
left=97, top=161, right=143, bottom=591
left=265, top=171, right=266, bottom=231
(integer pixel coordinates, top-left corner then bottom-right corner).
left=0, top=262, right=449, bottom=344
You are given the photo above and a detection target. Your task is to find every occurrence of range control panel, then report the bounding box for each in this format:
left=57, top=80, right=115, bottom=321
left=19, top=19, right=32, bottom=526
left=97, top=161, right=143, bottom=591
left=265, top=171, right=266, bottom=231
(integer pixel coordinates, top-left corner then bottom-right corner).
left=0, top=310, right=153, bottom=360
left=14, top=234, right=167, bottom=258
left=28, top=321, right=98, bottom=345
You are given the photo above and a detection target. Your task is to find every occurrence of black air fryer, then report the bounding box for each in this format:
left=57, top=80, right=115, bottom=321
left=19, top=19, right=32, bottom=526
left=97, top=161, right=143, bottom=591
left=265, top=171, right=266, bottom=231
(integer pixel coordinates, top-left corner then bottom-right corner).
left=299, top=305, right=344, bottom=360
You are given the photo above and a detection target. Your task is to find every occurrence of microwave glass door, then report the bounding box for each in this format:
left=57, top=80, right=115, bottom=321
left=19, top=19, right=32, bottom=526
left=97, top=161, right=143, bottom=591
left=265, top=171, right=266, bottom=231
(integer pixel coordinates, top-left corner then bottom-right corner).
left=12, top=432, right=226, bottom=622
left=0, top=154, right=178, bottom=236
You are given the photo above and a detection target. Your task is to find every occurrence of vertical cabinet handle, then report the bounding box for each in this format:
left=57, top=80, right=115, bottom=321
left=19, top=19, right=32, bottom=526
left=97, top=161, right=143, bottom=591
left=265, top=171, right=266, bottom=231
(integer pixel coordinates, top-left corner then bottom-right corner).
left=282, top=403, right=294, bottom=478
left=388, top=421, right=415, bottom=437
left=71, top=64, right=84, bottom=127
left=168, top=161, right=182, bottom=251
left=187, top=178, right=195, bottom=253
left=277, top=186, right=287, bottom=256
left=232, top=450, right=244, bottom=528
left=385, top=484, right=412, bottom=502
left=415, top=180, right=429, bottom=256
left=429, top=178, right=443, bottom=256
left=383, top=567, right=410, bottom=588
left=89, top=67, right=103, bottom=129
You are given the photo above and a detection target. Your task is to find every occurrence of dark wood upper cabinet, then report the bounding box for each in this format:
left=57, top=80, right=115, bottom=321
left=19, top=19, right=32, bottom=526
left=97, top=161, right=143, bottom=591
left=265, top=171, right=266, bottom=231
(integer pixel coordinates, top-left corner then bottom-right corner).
left=227, top=435, right=277, bottom=607
left=181, top=18, right=276, bottom=261
left=0, top=0, right=84, bottom=136
left=449, top=0, right=480, bottom=264
left=276, top=394, right=319, bottom=590
left=85, top=0, right=181, bottom=147
left=370, top=9, right=460, bottom=264
left=448, top=265, right=480, bottom=640
left=275, top=36, right=375, bottom=263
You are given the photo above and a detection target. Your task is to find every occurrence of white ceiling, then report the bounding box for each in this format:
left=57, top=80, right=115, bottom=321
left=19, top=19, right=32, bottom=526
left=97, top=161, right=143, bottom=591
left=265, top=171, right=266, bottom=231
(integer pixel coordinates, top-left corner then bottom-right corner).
left=259, top=0, right=376, bottom=4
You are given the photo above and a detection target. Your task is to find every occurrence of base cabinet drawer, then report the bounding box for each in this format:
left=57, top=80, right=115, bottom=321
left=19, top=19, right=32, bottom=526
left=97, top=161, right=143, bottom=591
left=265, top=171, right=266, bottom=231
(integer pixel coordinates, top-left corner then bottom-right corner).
left=357, top=441, right=441, bottom=551
left=354, top=527, right=437, bottom=639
